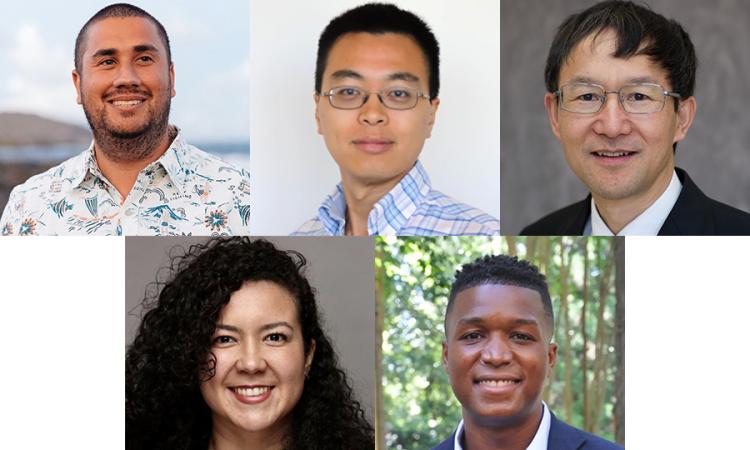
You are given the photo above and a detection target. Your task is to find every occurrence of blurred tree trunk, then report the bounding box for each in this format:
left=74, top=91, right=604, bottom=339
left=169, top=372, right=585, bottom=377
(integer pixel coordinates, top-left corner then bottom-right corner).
left=614, top=237, right=625, bottom=444
left=559, top=239, right=574, bottom=422
left=591, top=240, right=614, bottom=433
left=526, top=236, right=538, bottom=263
left=580, top=239, right=590, bottom=431
left=375, top=249, right=385, bottom=450
left=506, top=236, right=517, bottom=256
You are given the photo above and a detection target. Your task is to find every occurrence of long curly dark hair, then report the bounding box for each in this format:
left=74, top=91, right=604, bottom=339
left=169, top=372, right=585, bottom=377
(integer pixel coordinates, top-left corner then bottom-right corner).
left=126, top=237, right=373, bottom=450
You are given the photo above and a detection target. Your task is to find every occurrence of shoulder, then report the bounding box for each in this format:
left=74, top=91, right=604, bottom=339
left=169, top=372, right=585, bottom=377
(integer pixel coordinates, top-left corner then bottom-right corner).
left=180, top=144, right=250, bottom=180
left=408, top=190, right=500, bottom=236
left=549, top=413, right=623, bottom=450
left=521, top=198, right=590, bottom=235
left=430, top=434, right=455, bottom=450
left=6, top=151, right=87, bottom=198
left=291, top=217, right=329, bottom=236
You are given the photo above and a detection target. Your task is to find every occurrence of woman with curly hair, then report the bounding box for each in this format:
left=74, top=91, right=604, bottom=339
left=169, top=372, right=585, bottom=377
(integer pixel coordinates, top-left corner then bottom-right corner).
left=126, top=237, right=374, bottom=450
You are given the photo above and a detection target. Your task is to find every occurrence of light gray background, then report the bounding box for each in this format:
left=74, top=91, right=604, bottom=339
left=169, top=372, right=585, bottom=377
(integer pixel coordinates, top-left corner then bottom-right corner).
left=125, top=236, right=375, bottom=423
left=501, top=0, right=750, bottom=234
left=250, top=0, right=500, bottom=234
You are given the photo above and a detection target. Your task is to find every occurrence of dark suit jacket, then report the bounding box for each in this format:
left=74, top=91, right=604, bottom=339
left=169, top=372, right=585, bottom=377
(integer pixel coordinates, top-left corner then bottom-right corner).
left=521, top=168, right=750, bottom=236
left=430, top=412, right=623, bottom=450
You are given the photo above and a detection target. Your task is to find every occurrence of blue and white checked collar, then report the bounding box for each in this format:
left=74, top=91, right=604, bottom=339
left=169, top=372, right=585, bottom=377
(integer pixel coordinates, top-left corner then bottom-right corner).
left=293, top=161, right=500, bottom=236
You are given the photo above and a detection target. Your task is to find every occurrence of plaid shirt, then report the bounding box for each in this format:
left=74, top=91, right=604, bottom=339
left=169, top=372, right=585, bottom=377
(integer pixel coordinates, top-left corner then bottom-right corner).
left=1, top=130, right=251, bottom=236
left=292, top=161, right=499, bottom=236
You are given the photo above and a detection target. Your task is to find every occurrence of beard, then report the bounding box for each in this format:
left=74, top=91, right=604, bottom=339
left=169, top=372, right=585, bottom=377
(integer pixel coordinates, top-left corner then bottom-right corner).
left=82, top=84, right=172, bottom=163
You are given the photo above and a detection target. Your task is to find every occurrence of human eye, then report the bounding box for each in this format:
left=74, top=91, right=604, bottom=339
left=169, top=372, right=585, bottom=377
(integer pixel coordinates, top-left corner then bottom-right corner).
left=98, top=58, right=116, bottom=67
left=264, top=332, right=289, bottom=345
left=459, top=330, right=483, bottom=342
left=333, top=86, right=362, bottom=98
left=386, top=88, right=414, bottom=99
left=212, top=335, right=237, bottom=347
left=136, top=55, right=155, bottom=64
left=510, top=332, right=535, bottom=342
left=625, top=90, right=654, bottom=101
left=575, top=91, right=601, bottom=102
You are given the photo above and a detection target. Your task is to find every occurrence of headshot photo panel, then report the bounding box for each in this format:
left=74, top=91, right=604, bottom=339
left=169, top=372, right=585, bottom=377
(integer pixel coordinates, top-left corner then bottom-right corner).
left=125, top=236, right=376, bottom=449
left=501, top=0, right=750, bottom=236
left=250, top=0, right=500, bottom=236
left=377, top=236, right=624, bottom=449
left=0, top=2, right=250, bottom=236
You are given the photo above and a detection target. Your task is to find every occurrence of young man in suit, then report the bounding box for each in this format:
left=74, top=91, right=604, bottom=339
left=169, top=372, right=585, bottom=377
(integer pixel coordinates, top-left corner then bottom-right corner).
left=522, top=0, right=750, bottom=236
left=435, top=255, right=622, bottom=450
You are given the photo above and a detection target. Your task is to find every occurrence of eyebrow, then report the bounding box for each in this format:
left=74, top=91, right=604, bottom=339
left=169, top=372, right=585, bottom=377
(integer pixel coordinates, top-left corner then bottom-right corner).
left=90, top=44, right=160, bottom=59
left=455, top=316, right=540, bottom=328
left=329, top=69, right=421, bottom=83
left=566, top=75, right=661, bottom=86
left=215, top=321, right=294, bottom=333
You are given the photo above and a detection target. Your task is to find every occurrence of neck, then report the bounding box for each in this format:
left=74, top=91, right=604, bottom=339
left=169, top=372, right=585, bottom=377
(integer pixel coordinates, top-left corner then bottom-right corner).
left=340, top=170, right=406, bottom=236
left=93, top=126, right=175, bottom=200
left=208, top=417, right=289, bottom=450
left=462, top=403, right=543, bottom=450
left=593, top=167, right=674, bottom=234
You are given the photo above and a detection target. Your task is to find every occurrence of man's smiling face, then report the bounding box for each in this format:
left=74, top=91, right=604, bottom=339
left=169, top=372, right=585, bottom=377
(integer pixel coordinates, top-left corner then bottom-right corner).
left=443, top=284, right=556, bottom=428
left=73, top=16, right=174, bottom=157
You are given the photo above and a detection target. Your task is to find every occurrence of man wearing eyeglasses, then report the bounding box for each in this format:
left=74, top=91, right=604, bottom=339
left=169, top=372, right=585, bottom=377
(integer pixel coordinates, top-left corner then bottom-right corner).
left=522, top=0, right=750, bottom=236
left=292, top=3, right=500, bottom=236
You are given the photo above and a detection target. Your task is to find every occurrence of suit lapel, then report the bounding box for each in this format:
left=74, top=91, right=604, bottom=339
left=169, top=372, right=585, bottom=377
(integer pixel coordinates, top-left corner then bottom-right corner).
left=658, top=168, right=714, bottom=235
left=564, top=196, right=592, bottom=235
left=548, top=412, right=587, bottom=450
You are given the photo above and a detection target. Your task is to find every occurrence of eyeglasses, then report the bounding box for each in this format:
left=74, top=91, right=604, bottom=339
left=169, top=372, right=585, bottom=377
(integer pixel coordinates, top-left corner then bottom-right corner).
left=321, top=86, right=430, bottom=110
left=555, top=82, right=681, bottom=114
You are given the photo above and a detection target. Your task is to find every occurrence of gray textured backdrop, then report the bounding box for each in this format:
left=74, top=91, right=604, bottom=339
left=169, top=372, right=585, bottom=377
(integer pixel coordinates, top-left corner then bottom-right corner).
left=501, top=0, right=750, bottom=234
left=125, top=236, right=375, bottom=423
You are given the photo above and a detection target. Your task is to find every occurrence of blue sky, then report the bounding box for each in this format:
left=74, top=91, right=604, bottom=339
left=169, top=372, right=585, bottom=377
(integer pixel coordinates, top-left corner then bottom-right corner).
left=0, top=0, right=249, bottom=142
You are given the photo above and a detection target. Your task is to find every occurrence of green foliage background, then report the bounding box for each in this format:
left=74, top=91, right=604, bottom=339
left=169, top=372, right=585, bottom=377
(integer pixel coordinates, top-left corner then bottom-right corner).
left=377, top=236, right=622, bottom=450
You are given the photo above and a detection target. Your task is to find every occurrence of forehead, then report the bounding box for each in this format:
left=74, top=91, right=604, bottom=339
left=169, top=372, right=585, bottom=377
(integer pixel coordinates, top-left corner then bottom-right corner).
left=219, top=281, right=300, bottom=326
left=448, top=284, right=547, bottom=331
left=559, top=29, right=670, bottom=88
left=82, top=16, right=165, bottom=56
left=323, top=32, right=429, bottom=85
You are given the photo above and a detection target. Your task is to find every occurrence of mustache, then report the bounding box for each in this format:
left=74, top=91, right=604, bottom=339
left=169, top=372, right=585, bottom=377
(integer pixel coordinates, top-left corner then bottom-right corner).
left=585, top=138, right=642, bottom=152
left=103, top=87, right=151, bottom=100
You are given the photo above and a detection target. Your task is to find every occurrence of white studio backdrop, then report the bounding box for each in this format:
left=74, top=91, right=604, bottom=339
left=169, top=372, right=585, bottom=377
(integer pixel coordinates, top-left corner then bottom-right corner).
left=249, top=0, right=500, bottom=234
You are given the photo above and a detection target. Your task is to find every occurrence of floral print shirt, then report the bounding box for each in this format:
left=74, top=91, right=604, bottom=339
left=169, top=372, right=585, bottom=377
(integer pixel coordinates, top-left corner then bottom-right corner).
left=0, top=130, right=251, bottom=236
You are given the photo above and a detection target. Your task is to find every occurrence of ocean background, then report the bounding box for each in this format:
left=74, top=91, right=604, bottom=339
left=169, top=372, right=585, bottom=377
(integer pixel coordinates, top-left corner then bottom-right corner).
left=0, top=141, right=250, bottom=169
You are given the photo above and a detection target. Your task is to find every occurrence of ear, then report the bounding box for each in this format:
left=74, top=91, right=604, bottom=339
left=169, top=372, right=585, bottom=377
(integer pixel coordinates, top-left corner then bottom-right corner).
left=169, top=63, right=176, bottom=98
left=425, top=97, right=440, bottom=139
left=442, top=340, right=449, bottom=368
left=547, top=342, right=558, bottom=378
left=72, top=69, right=82, bottom=105
left=544, top=92, right=562, bottom=140
left=314, top=93, right=322, bottom=135
left=673, top=96, right=696, bottom=144
left=304, top=339, right=316, bottom=375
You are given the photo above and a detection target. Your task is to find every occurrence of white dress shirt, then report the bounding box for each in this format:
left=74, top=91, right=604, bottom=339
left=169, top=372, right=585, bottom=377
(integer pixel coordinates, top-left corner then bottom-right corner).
left=585, top=170, right=682, bottom=236
left=453, top=401, right=551, bottom=450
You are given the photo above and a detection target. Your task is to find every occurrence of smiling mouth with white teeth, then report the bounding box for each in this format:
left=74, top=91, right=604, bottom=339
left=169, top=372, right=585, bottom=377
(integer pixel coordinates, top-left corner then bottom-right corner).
left=111, top=100, right=144, bottom=107
left=592, top=150, right=637, bottom=157
left=477, top=379, right=521, bottom=386
left=233, top=386, right=272, bottom=397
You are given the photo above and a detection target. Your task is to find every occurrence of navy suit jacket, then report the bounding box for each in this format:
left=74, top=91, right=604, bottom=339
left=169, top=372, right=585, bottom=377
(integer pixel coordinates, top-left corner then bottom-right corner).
left=430, top=412, right=623, bottom=450
left=521, top=168, right=750, bottom=236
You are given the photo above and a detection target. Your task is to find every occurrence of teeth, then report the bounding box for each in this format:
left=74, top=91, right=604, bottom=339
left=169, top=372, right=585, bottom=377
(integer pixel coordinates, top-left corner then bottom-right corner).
left=478, top=379, right=518, bottom=386
left=234, top=386, right=270, bottom=397
left=596, top=151, right=630, bottom=157
left=112, top=100, right=142, bottom=106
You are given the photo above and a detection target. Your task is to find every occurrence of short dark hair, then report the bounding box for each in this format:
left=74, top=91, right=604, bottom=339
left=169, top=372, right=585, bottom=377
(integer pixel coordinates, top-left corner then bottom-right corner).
left=544, top=0, right=696, bottom=103
left=315, top=2, right=440, bottom=99
left=445, top=255, right=554, bottom=338
left=74, top=3, right=172, bottom=74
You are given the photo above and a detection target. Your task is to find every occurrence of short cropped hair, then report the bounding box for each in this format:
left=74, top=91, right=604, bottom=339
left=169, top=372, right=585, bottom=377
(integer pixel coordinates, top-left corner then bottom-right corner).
left=544, top=0, right=696, bottom=103
left=74, top=3, right=172, bottom=74
left=446, top=255, right=554, bottom=337
left=315, top=2, right=440, bottom=99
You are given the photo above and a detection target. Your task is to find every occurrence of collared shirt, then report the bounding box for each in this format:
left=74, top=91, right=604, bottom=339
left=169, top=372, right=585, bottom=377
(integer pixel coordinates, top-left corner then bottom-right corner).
left=585, top=170, right=682, bottom=236
left=0, top=130, right=251, bottom=236
left=453, top=402, right=551, bottom=450
left=292, top=161, right=500, bottom=236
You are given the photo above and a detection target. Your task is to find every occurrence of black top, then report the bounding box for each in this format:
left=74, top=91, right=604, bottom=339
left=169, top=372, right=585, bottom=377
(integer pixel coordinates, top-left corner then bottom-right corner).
left=521, top=168, right=750, bottom=236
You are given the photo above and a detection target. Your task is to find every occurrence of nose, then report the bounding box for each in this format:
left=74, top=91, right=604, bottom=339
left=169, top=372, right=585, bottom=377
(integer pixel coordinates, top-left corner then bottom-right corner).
left=234, top=342, right=267, bottom=373
left=591, top=92, right=632, bottom=137
left=357, top=93, right=388, bottom=126
left=480, top=335, right=513, bottom=367
left=113, top=61, right=142, bottom=88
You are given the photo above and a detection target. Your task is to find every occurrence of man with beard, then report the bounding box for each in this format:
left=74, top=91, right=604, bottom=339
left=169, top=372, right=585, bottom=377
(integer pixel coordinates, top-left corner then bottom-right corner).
left=0, top=3, right=251, bottom=235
